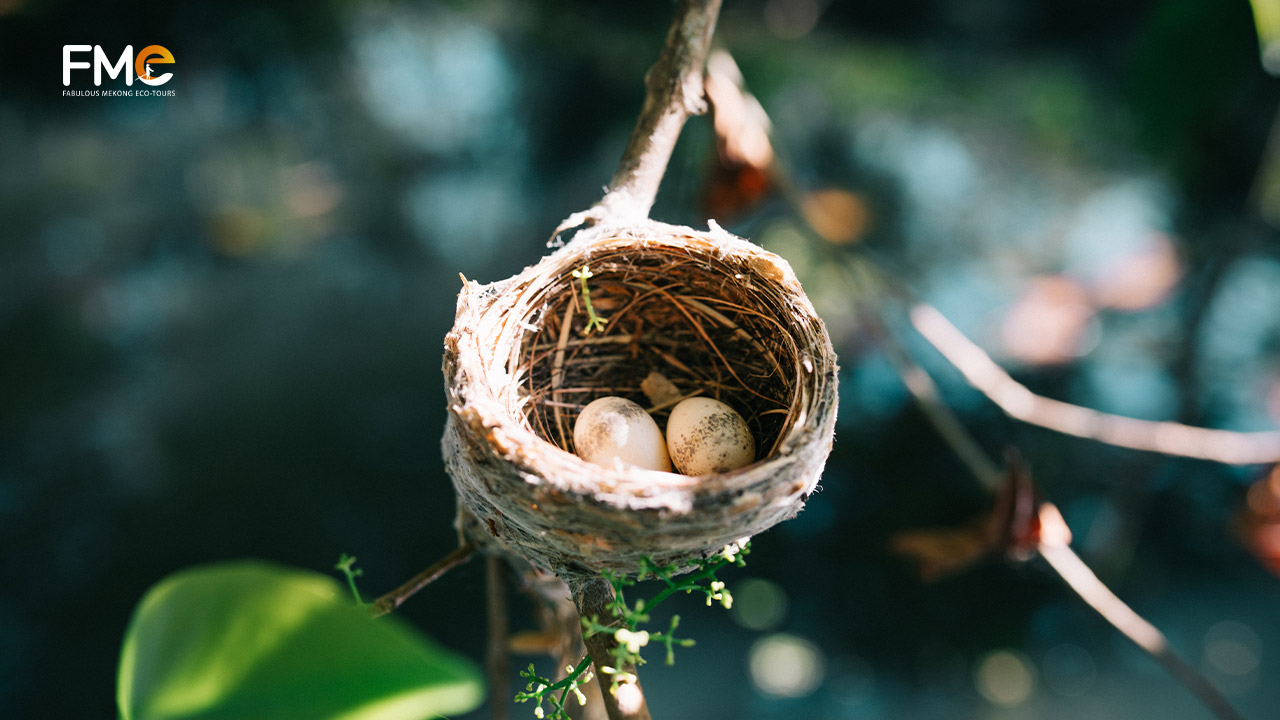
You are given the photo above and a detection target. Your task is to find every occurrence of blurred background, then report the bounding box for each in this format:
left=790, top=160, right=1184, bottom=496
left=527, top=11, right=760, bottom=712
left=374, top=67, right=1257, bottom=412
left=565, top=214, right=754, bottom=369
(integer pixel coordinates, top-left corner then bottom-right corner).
left=4, top=0, right=1280, bottom=718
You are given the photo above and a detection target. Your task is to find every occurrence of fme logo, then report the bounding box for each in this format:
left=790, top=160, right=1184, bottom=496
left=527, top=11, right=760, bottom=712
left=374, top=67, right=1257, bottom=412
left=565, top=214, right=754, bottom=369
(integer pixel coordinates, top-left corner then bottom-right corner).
left=62, top=45, right=175, bottom=96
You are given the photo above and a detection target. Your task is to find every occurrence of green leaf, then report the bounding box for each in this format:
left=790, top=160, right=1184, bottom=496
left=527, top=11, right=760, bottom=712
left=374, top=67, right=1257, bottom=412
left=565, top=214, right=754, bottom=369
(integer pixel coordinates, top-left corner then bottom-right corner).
left=1251, top=0, right=1280, bottom=72
left=117, top=560, right=483, bottom=720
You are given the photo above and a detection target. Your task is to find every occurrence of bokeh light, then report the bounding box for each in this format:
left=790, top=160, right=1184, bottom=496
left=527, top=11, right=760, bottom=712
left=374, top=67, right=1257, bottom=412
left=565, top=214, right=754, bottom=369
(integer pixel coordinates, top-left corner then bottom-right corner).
left=763, top=0, right=821, bottom=40
left=749, top=633, right=826, bottom=698
left=1202, top=620, right=1262, bottom=695
left=974, top=649, right=1035, bottom=707
left=1000, top=275, right=1097, bottom=366
left=730, top=577, right=789, bottom=632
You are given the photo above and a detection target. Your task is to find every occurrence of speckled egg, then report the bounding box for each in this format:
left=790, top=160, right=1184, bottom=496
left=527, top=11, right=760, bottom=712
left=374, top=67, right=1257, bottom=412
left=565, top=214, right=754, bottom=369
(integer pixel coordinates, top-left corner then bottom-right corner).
left=665, top=397, right=755, bottom=475
left=573, top=396, right=672, bottom=472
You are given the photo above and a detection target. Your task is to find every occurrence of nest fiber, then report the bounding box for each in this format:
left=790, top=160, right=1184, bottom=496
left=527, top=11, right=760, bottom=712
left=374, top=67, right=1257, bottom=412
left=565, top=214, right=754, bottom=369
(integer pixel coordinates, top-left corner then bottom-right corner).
left=442, top=219, right=838, bottom=577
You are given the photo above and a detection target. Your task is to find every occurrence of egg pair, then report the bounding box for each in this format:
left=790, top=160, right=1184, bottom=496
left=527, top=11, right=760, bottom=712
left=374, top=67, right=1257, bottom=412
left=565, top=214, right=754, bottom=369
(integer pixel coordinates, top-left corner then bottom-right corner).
left=572, top=395, right=756, bottom=476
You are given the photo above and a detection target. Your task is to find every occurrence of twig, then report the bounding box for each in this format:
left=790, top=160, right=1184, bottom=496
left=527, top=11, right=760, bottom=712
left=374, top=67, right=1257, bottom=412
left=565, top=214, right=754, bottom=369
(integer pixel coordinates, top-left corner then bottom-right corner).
left=487, top=555, right=511, bottom=720
left=909, top=303, right=1280, bottom=465
left=842, top=267, right=1245, bottom=719
left=369, top=542, right=478, bottom=618
left=702, top=45, right=1280, bottom=467
left=599, top=0, right=723, bottom=222
left=858, top=304, right=1004, bottom=490
left=873, top=321, right=1245, bottom=717
left=710, top=39, right=1247, bottom=716
left=1038, top=518, right=1244, bottom=720
left=573, top=578, right=651, bottom=720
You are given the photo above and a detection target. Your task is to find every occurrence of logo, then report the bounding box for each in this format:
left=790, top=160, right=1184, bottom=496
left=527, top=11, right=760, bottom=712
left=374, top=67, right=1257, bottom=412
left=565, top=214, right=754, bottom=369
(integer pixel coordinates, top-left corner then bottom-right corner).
left=61, top=45, right=175, bottom=97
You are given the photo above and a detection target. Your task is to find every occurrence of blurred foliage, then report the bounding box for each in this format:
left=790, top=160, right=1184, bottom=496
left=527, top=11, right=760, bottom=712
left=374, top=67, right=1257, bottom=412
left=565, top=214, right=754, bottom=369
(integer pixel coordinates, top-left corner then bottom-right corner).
left=117, top=561, right=483, bottom=720
left=1249, top=0, right=1280, bottom=73
left=1127, top=0, right=1272, bottom=201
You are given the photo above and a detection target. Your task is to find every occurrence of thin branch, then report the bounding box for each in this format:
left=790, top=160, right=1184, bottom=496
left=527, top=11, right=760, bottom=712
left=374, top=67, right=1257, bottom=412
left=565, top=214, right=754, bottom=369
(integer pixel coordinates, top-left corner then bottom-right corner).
left=702, top=46, right=1280, bottom=467
left=573, top=577, right=652, bottom=720
left=599, top=0, right=723, bottom=222
left=487, top=555, right=511, bottom=720
left=849, top=271, right=1245, bottom=720
left=706, top=41, right=1249, bottom=717
left=859, top=305, right=1004, bottom=490
left=1038, top=514, right=1243, bottom=720
left=910, top=302, right=1280, bottom=465
left=369, top=542, right=478, bottom=618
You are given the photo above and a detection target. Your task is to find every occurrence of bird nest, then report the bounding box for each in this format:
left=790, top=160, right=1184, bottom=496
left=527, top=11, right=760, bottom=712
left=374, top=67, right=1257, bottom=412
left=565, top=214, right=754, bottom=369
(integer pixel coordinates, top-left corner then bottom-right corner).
left=442, top=219, right=838, bottom=578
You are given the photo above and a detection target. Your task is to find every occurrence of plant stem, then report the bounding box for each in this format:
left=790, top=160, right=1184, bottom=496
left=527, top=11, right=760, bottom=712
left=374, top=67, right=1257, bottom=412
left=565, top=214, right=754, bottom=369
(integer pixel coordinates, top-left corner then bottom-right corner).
left=643, top=560, right=728, bottom=613
left=574, top=577, right=652, bottom=720
left=600, top=0, right=723, bottom=222
left=369, top=542, right=478, bottom=618
left=334, top=553, right=368, bottom=606
left=574, top=266, right=608, bottom=335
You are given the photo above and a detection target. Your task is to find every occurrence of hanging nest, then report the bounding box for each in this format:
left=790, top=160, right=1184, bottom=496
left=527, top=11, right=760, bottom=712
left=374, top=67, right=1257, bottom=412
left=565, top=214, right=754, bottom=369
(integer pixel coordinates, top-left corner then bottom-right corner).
left=442, top=219, right=838, bottom=579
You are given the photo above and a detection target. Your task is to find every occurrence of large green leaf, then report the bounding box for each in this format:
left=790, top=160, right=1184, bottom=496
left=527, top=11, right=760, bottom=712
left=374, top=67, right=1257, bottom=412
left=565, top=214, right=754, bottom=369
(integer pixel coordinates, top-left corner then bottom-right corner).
left=117, top=561, right=483, bottom=720
left=1251, top=0, right=1280, bottom=73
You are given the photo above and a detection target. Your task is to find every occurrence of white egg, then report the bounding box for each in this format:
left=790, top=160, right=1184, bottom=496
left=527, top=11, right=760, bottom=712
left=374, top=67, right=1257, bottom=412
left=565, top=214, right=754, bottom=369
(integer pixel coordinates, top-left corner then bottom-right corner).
left=666, top=397, right=755, bottom=475
left=573, top=396, right=671, bottom=472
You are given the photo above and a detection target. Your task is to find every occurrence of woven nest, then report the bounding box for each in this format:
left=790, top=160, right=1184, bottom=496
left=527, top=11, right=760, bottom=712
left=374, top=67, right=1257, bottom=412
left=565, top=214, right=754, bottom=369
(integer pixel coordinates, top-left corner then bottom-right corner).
left=442, top=219, right=838, bottom=578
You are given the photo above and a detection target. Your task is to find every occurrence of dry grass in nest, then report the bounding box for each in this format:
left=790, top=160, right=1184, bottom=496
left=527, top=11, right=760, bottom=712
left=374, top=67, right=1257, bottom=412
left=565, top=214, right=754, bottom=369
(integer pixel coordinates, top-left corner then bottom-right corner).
left=525, top=245, right=797, bottom=462
left=443, top=220, right=837, bottom=577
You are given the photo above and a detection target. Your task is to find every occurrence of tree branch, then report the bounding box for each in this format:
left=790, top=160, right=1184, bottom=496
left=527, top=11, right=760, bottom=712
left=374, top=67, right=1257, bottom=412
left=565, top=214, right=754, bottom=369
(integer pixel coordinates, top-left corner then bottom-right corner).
left=699, top=45, right=1249, bottom=720
left=599, top=0, right=723, bottom=222
left=573, top=577, right=651, bottom=720
left=698, top=45, right=1280, bottom=467
left=909, top=302, right=1280, bottom=465
left=369, top=542, right=478, bottom=618
left=1038, top=516, right=1243, bottom=720
left=844, top=265, right=1245, bottom=720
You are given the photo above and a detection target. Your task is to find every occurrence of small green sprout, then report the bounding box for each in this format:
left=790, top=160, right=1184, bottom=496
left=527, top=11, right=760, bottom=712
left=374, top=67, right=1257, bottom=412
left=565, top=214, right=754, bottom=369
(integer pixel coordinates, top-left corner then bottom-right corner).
left=572, top=264, right=608, bottom=335
left=333, top=553, right=370, bottom=609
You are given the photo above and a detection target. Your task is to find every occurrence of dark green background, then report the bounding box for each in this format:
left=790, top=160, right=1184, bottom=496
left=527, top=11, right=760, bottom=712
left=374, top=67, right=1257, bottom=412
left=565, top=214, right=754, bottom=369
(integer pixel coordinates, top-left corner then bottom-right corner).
left=3, top=1, right=1279, bottom=718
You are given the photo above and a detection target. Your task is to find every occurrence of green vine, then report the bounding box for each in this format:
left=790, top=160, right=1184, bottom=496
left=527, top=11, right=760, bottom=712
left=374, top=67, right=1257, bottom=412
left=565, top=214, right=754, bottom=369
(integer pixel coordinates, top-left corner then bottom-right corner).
left=571, top=265, right=608, bottom=335
left=515, top=541, right=749, bottom=719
